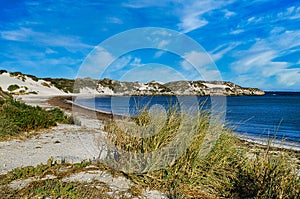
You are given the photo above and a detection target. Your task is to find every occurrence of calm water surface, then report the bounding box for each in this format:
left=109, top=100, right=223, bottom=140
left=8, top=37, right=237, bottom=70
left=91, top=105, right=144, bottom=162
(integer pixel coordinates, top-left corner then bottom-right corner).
left=76, top=92, right=300, bottom=143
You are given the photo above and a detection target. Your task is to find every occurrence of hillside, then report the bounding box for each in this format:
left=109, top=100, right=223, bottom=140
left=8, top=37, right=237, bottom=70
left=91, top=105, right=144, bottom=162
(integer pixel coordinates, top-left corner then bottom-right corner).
left=0, top=71, right=265, bottom=96
left=0, top=71, right=66, bottom=96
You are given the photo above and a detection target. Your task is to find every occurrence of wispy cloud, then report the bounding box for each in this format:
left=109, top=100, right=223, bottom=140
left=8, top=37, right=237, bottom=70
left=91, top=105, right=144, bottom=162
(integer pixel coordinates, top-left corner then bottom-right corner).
left=223, top=9, right=236, bottom=18
left=107, top=17, right=123, bottom=24
left=230, top=28, right=300, bottom=88
left=122, top=0, right=234, bottom=33
left=119, top=64, right=184, bottom=83
left=78, top=47, right=115, bottom=78
left=277, top=6, right=300, bottom=20
left=177, top=1, right=234, bottom=33
left=0, top=54, right=81, bottom=78
left=210, top=42, right=241, bottom=61
left=122, top=0, right=176, bottom=8
left=99, top=55, right=146, bottom=79
left=230, top=29, right=245, bottom=35
left=181, top=50, right=221, bottom=80
left=154, top=50, right=165, bottom=58
left=277, top=68, right=300, bottom=86
left=0, top=28, right=92, bottom=52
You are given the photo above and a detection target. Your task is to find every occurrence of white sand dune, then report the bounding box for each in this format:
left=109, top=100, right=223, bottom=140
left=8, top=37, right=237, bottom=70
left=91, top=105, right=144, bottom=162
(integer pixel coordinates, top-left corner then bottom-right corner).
left=0, top=72, right=66, bottom=96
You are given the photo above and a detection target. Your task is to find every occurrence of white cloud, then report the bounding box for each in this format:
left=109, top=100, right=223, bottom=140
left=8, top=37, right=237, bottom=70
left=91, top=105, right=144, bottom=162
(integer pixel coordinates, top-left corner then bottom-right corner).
left=230, top=29, right=245, bottom=35
left=154, top=50, right=165, bottom=58
left=120, top=63, right=185, bottom=83
left=177, top=43, right=240, bottom=70
left=122, top=0, right=233, bottom=33
left=152, top=30, right=172, bottom=37
left=277, top=69, right=300, bottom=86
left=122, top=0, right=180, bottom=8
left=45, top=48, right=57, bottom=54
left=78, top=47, right=116, bottom=78
left=178, top=16, right=208, bottom=33
left=110, top=56, right=132, bottom=70
left=0, top=28, right=30, bottom=41
left=177, top=1, right=233, bottom=33
left=0, top=28, right=92, bottom=52
left=181, top=51, right=212, bottom=70
left=130, top=57, right=144, bottom=67
left=247, top=17, right=255, bottom=23
left=223, top=9, right=235, bottom=18
left=148, top=33, right=172, bottom=50
left=157, top=40, right=170, bottom=48
left=210, top=42, right=241, bottom=61
left=230, top=29, right=300, bottom=88
left=181, top=51, right=221, bottom=80
left=0, top=56, right=81, bottom=78
left=102, top=56, right=144, bottom=77
left=277, top=6, right=300, bottom=20
left=107, top=17, right=123, bottom=24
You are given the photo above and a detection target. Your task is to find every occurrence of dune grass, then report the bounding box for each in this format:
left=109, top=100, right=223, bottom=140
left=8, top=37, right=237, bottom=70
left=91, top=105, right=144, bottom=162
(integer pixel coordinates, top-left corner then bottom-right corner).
left=103, top=108, right=300, bottom=198
left=0, top=99, right=78, bottom=140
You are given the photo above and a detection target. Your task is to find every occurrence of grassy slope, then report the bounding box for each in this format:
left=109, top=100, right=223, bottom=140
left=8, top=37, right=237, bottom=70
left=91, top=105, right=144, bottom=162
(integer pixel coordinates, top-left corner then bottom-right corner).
left=0, top=99, right=76, bottom=140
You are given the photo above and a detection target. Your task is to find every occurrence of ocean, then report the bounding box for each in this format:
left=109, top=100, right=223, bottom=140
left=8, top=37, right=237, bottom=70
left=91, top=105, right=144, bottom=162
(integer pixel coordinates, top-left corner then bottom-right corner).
left=75, top=92, right=300, bottom=146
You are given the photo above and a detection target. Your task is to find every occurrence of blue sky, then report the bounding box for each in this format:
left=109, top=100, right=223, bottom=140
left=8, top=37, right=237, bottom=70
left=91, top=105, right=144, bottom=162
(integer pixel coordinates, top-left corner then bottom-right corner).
left=0, top=0, right=300, bottom=91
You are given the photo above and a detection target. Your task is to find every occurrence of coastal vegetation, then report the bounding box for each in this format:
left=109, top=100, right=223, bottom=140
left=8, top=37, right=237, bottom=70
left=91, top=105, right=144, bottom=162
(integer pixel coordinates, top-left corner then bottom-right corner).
left=7, top=84, right=20, bottom=91
left=103, top=109, right=300, bottom=198
left=0, top=98, right=77, bottom=141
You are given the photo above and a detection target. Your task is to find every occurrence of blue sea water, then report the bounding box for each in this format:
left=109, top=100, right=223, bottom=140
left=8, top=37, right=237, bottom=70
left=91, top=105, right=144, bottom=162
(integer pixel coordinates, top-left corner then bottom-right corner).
left=75, top=92, right=300, bottom=144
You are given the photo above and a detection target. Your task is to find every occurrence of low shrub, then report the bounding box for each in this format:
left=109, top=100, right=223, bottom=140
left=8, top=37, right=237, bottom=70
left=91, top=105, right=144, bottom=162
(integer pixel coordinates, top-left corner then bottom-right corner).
left=7, top=84, right=20, bottom=91
left=0, top=99, right=78, bottom=139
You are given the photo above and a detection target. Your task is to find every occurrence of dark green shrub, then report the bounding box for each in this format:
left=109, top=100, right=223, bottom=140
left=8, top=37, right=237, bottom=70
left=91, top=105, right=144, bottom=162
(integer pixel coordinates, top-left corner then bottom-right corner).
left=0, top=69, right=7, bottom=74
left=7, top=84, right=20, bottom=91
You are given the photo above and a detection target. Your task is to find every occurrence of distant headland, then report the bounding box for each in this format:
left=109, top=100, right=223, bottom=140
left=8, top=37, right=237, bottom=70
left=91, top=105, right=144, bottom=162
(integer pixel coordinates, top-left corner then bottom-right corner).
left=0, top=70, right=265, bottom=96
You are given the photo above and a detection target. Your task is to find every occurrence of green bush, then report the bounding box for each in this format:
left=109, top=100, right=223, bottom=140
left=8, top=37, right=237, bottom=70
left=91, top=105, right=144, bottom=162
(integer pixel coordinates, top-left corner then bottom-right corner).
left=7, top=84, right=20, bottom=91
left=0, top=99, right=77, bottom=139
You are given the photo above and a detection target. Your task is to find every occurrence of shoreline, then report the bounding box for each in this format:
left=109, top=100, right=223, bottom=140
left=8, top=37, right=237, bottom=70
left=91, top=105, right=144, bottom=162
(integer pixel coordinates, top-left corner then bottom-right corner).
left=48, top=95, right=300, bottom=153
left=234, top=133, right=300, bottom=152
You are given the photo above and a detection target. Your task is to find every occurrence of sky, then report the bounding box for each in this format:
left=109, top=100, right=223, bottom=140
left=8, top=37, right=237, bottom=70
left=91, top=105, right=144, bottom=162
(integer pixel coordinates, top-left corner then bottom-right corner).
left=0, top=0, right=300, bottom=91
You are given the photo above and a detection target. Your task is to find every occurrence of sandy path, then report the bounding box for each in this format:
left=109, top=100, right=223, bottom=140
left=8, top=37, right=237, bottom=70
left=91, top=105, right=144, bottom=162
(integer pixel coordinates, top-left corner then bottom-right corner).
left=0, top=124, right=106, bottom=174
